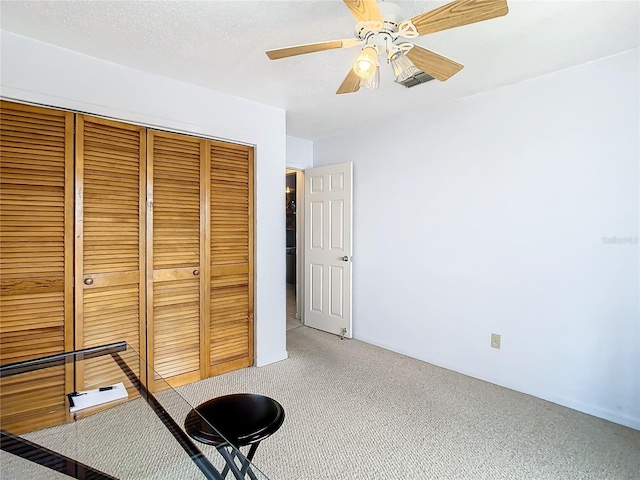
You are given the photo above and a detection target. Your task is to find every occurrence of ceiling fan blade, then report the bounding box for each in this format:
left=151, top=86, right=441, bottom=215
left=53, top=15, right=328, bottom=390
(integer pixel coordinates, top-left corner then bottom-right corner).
left=266, top=39, right=362, bottom=60
left=343, top=0, right=383, bottom=22
left=336, top=69, right=361, bottom=95
left=406, top=0, right=508, bottom=36
left=405, top=45, right=464, bottom=81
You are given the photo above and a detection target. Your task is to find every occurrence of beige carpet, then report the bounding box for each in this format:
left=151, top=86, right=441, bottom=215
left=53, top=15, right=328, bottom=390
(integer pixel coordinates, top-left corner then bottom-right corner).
left=180, top=326, right=640, bottom=480
left=3, top=326, right=639, bottom=479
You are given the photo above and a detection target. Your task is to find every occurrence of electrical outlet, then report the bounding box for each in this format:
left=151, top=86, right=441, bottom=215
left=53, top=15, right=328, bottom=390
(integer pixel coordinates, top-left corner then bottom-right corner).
left=491, top=333, right=501, bottom=349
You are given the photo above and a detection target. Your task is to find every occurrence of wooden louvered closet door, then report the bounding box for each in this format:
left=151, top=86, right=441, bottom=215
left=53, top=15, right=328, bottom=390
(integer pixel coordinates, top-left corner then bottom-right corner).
left=0, top=101, right=74, bottom=433
left=147, top=131, right=208, bottom=388
left=209, top=141, right=254, bottom=375
left=1, top=102, right=254, bottom=416
left=75, top=115, right=146, bottom=393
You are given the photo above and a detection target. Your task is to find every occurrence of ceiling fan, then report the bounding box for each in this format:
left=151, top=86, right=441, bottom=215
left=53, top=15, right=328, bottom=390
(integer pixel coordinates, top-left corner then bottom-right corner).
left=266, top=0, right=509, bottom=94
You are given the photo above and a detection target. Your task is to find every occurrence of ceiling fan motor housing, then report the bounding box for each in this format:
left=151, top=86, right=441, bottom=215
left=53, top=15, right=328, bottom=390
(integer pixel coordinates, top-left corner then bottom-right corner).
left=354, top=2, right=413, bottom=60
left=354, top=1, right=406, bottom=39
left=378, top=1, right=407, bottom=30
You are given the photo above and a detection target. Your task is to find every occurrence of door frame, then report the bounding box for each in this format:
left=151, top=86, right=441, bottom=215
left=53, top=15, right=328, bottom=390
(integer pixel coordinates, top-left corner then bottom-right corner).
left=285, top=168, right=305, bottom=324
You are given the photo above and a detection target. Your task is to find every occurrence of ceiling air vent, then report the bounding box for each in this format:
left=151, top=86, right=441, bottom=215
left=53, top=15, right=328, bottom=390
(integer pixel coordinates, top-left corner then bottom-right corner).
left=396, top=71, right=435, bottom=88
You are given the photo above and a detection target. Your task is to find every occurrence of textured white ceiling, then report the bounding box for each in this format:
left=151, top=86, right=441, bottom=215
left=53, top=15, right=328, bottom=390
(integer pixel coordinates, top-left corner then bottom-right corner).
left=1, top=1, right=638, bottom=140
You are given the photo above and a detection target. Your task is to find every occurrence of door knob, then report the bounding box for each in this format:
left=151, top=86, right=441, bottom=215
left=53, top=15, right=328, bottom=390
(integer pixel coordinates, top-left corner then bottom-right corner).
left=84, top=278, right=93, bottom=285
left=341, top=256, right=350, bottom=262
left=193, top=270, right=200, bottom=276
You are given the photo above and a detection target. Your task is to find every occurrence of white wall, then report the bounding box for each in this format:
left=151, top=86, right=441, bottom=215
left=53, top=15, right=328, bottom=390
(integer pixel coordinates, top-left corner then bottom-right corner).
left=0, top=31, right=288, bottom=367
left=314, top=49, right=640, bottom=429
left=286, top=135, right=314, bottom=170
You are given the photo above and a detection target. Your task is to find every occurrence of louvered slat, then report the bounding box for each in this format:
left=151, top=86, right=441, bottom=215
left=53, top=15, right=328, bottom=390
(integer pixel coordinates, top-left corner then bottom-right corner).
left=0, top=101, right=73, bottom=434
left=152, top=134, right=201, bottom=269
left=82, top=120, right=142, bottom=274
left=210, top=143, right=250, bottom=265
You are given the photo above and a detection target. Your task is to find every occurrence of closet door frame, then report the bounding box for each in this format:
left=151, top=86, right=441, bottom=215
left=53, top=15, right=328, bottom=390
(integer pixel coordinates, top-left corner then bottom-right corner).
left=201, top=141, right=212, bottom=379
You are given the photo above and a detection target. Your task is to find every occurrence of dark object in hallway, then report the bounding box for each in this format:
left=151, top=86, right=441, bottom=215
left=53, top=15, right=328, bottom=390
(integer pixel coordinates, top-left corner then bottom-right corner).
left=286, top=247, right=296, bottom=284
left=286, top=172, right=297, bottom=283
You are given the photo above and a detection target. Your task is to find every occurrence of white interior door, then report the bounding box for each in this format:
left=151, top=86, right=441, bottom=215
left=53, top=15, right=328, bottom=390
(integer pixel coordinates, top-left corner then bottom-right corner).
left=304, top=162, right=353, bottom=338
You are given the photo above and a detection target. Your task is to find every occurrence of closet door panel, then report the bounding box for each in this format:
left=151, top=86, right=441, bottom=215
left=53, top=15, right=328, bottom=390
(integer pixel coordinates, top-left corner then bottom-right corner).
left=75, top=115, right=146, bottom=393
left=0, top=101, right=73, bottom=433
left=209, top=141, right=253, bottom=374
left=148, top=131, right=207, bottom=388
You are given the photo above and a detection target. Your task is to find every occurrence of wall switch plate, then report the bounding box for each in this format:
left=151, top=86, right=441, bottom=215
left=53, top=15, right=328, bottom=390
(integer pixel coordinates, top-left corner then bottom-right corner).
left=491, top=333, right=501, bottom=349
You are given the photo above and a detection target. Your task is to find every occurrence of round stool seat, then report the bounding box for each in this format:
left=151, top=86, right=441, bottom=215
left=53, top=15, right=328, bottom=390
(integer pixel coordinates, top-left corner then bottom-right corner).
left=185, top=393, right=285, bottom=448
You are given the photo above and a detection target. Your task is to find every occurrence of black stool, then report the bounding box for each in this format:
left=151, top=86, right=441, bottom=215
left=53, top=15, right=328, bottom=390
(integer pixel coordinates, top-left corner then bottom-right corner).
left=185, top=393, right=285, bottom=480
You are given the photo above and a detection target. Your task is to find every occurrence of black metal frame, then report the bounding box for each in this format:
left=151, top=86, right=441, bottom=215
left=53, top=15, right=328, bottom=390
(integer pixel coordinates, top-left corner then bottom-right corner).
left=0, top=342, right=127, bottom=378
left=0, top=342, right=252, bottom=480
left=0, top=430, right=118, bottom=480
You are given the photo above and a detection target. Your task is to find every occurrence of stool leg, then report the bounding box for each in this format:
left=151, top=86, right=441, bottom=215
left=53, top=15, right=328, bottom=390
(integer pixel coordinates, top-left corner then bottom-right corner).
left=217, top=446, right=246, bottom=480
left=245, top=466, right=259, bottom=480
left=238, top=443, right=260, bottom=480
left=245, top=443, right=260, bottom=463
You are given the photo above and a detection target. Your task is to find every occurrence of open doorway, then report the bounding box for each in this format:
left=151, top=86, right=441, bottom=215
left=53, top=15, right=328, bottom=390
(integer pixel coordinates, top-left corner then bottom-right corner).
left=286, top=169, right=303, bottom=330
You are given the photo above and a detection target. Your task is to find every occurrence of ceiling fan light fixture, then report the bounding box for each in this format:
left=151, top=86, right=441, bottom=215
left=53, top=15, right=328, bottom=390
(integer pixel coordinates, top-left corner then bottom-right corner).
left=359, top=65, right=380, bottom=89
left=266, top=0, right=511, bottom=95
left=390, top=51, right=420, bottom=83
left=353, top=45, right=379, bottom=79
